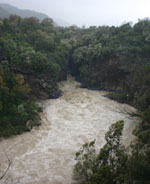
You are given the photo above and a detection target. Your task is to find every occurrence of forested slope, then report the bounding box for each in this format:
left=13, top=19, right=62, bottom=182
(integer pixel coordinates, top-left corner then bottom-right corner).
left=0, top=15, right=71, bottom=136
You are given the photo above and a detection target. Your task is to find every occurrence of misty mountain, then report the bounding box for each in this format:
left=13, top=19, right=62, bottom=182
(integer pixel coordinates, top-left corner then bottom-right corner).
left=53, top=18, right=70, bottom=27
left=0, top=3, right=48, bottom=21
left=0, top=6, right=9, bottom=19
left=0, top=3, right=70, bottom=27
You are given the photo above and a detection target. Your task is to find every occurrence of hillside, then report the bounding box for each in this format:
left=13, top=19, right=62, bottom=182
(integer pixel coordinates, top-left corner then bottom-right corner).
left=0, top=6, right=9, bottom=19
left=0, top=3, right=48, bottom=21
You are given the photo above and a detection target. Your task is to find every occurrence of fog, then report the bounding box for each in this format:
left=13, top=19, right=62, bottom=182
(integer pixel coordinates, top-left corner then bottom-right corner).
left=0, top=0, right=150, bottom=27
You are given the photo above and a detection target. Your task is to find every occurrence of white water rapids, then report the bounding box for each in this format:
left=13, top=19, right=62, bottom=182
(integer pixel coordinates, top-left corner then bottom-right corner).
left=0, top=77, right=138, bottom=184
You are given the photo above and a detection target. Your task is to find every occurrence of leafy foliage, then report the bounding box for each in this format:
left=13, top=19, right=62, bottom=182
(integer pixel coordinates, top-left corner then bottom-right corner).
left=73, top=121, right=127, bottom=184
left=73, top=121, right=150, bottom=184
left=0, top=16, right=69, bottom=137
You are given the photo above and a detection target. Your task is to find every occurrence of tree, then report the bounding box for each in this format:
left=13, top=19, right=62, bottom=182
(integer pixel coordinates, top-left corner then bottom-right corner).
left=72, top=140, right=96, bottom=184
left=92, top=120, right=127, bottom=184
left=72, top=121, right=127, bottom=184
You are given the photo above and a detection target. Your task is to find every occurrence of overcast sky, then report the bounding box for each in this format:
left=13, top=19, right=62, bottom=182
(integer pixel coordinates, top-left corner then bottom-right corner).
left=0, top=0, right=150, bottom=27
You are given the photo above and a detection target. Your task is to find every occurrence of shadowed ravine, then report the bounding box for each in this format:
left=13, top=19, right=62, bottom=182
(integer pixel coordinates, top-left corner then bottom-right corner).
left=0, top=76, right=138, bottom=184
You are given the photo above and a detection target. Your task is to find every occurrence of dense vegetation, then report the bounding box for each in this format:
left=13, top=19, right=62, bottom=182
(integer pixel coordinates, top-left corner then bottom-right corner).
left=1, top=13, right=150, bottom=183
left=0, top=15, right=71, bottom=136
left=67, top=20, right=150, bottom=184
left=73, top=121, right=150, bottom=184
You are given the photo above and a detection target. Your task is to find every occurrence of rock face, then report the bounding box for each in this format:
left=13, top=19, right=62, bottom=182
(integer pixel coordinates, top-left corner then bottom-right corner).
left=12, top=65, right=61, bottom=100
left=26, top=118, right=41, bottom=131
left=24, top=74, right=61, bottom=100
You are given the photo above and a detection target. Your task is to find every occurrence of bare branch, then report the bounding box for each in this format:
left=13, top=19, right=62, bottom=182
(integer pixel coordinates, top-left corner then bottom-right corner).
left=0, top=151, right=12, bottom=181
left=109, top=106, right=140, bottom=119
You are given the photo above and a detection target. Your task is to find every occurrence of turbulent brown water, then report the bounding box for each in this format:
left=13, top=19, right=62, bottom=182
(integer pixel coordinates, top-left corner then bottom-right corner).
left=0, top=76, right=138, bottom=184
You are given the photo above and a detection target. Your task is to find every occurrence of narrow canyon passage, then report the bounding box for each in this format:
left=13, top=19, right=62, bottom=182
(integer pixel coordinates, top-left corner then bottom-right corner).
left=0, top=76, right=138, bottom=184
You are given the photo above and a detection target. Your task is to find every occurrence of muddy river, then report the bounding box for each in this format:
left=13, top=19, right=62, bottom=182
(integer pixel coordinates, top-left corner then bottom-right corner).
left=0, top=76, right=138, bottom=184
